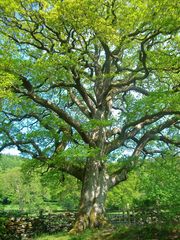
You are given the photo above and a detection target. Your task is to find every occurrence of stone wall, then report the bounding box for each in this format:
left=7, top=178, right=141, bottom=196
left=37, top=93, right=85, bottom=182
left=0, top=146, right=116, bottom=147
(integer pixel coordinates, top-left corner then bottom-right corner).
left=0, top=212, right=76, bottom=240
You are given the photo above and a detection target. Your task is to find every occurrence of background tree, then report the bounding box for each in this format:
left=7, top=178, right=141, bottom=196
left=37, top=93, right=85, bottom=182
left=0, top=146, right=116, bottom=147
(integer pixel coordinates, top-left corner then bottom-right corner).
left=0, top=155, right=50, bottom=212
left=137, top=155, right=180, bottom=221
left=0, top=0, right=179, bottom=232
left=0, top=154, right=81, bottom=212
left=106, top=171, right=141, bottom=210
left=39, top=170, right=81, bottom=210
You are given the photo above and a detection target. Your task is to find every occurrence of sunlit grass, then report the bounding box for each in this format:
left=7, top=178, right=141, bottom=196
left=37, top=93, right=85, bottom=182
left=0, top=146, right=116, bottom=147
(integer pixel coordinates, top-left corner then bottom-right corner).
left=25, top=225, right=180, bottom=240
left=34, top=230, right=95, bottom=240
left=0, top=202, right=64, bottom=213
left=34, top=232, right=70, bottom=240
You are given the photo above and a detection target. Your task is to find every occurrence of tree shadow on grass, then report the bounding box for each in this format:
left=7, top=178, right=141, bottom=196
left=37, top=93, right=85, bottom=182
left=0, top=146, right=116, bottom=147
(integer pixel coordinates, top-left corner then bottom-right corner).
left=109, top=225, right=180, bottom=240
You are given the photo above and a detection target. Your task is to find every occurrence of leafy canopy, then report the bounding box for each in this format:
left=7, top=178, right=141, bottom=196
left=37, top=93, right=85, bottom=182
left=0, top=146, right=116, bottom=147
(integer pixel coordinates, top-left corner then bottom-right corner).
left=0, top=0, right=179, bottom=183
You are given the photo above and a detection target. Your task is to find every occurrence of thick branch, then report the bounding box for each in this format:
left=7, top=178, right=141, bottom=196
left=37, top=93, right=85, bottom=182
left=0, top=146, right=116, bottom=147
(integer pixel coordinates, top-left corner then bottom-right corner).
left=48, top=160, right=84, bottom=181
left=13, top=82, right=91, bottom=145
left=106, top=111, right=179, bottom=154
left=112, top=31, right=160, bottom=89
left=108, top=163, right=132, bottom=189
left=132, top=117, right=179, bottom=156
left=100, top=40, right=111, bottom=74
left=157, top=135, right=180, bottom=147
left=0, top=139, right=42, bottom=157
left=0, top=140, right=84, bottom=181
left=69, top=90, right=91, bottom=118
left=57, top=164, right=84, bottom=181
left=72, top=68, right=96, bottom=115
left=27, top=92, right=91, bottom=144
left=123, top=110, right=180, bottom=131
left=108, top=117, right=179, bottom=187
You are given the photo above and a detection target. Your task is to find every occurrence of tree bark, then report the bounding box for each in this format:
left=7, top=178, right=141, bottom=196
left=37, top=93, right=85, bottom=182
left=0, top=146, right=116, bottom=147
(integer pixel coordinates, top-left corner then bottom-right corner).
left=69, top=159, right=109, bottom=233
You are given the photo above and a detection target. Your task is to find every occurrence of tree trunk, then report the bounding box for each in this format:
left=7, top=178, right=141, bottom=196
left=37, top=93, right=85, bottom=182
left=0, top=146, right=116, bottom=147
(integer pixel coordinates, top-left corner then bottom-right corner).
left=69, top=159, right=109, bottom=234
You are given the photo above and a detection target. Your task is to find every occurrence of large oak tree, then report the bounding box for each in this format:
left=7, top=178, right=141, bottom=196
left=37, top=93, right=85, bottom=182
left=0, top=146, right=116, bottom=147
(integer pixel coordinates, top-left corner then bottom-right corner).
left=0, top=0, right=179, bottom=232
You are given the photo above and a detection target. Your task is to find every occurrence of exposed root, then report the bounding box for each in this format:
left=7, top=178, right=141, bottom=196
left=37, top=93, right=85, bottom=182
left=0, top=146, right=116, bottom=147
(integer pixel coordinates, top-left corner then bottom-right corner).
left=69, top=211, right=109, bottom=235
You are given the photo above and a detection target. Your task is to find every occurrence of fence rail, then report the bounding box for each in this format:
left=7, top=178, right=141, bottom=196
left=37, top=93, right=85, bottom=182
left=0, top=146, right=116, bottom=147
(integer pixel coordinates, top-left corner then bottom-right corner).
left=106, top=207, right=180, bottom=225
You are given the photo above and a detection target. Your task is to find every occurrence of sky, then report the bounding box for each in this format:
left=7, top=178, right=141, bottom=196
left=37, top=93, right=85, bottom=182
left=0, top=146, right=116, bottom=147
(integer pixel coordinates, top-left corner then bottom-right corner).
left=1, top=148, right=20, bottom=155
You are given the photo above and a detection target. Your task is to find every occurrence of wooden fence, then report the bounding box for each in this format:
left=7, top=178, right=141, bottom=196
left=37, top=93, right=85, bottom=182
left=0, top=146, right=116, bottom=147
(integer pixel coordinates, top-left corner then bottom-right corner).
left=106, top=207, right=180, bottom=225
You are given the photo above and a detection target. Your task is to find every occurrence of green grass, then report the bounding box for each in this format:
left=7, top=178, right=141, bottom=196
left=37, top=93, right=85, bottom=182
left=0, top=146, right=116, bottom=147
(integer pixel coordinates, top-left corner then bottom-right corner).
left=0, top=202, right=64, bottom=213
left=34, top=232, right=70, bottom=240
left=34, top=230, right=94, bottom=240
left=34, top=225, right=180, bottom=240
left=0, top=204, right=20, bottom=211
left=109, top=225, right=180, bottom=240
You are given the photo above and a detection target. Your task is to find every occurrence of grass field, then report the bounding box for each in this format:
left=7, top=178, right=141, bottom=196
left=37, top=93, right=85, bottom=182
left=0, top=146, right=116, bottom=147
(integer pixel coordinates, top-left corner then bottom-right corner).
left=34, top=233, right=70, bottom=240
left=34, top=225, right=180, bottom=240
left=34, top=229, right=98, bottom=240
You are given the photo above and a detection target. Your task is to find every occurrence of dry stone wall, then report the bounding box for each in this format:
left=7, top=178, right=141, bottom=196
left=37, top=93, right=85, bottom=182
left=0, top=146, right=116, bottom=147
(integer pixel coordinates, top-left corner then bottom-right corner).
left=0, top=212, right=76, bottom=240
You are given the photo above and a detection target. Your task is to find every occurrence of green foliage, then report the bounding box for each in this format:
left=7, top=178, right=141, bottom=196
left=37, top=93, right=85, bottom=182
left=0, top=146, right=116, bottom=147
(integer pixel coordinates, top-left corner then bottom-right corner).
left=40, top=170, right=81, bottom=210
left=127, top=91, right=180, bottom=121
left=0, top=155, right=80, bottom=212
left=0, top=154, right=24, bottom=171
left=0, top=72, right=15, bottom=98
left=1, top=154, right=179, bottom=216
left=55, top=146, right=100, bottom=164
left=107, top=171, right=141, bottom=209
left=0, top=217, right=8, bottom=239
left=83, top=119, right=113, bottom=130
left=0, top=1, right=179, bottom=232
left=0, top=166, right=50, bottom=212
left=136, top=156, right=180, bottom=220
left=0, top=0, right=179, bottom=162
left=107, top=155, right=180, bottom=218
